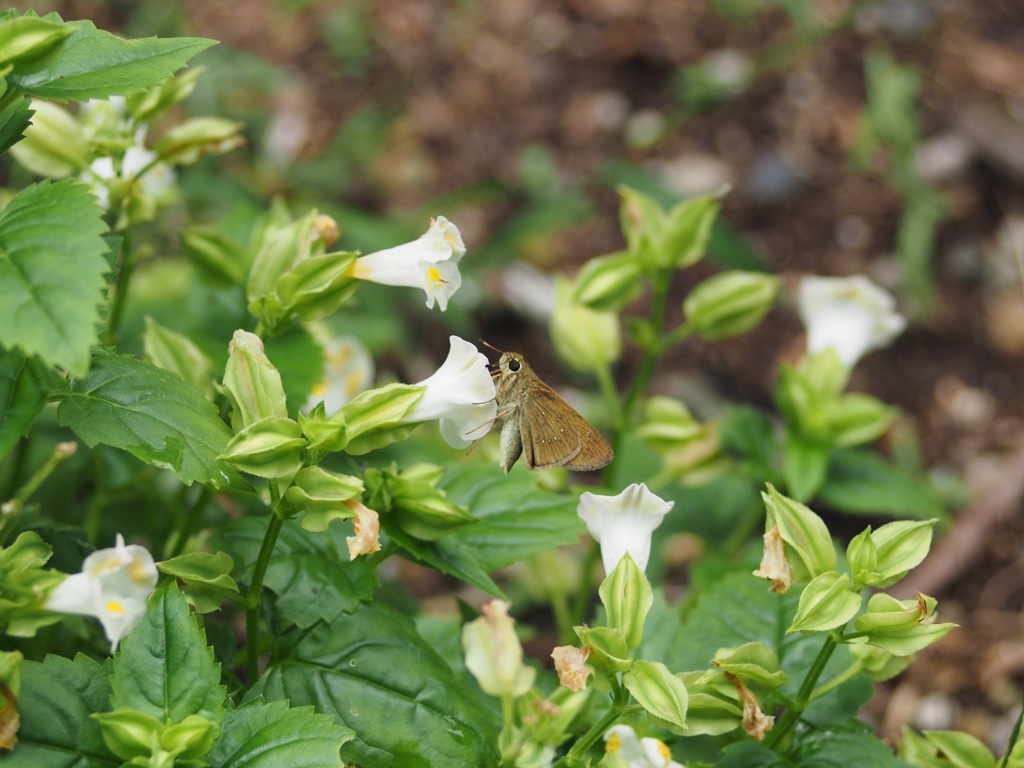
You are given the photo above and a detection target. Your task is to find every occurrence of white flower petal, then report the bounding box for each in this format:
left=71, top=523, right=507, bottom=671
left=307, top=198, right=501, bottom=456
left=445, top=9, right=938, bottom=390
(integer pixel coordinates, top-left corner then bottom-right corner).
left=798, top=275, right=906, bottom=368
left=407, top=336, right=497, bottom=448
left=578, top=483, right=674, bottom=574
left=350, top=217, right=466, bottom=310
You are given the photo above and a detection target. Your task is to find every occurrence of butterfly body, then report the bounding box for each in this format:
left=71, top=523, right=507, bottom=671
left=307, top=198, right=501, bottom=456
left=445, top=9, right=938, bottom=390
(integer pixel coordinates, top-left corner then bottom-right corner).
left=491, top=351, right=614, bottom=473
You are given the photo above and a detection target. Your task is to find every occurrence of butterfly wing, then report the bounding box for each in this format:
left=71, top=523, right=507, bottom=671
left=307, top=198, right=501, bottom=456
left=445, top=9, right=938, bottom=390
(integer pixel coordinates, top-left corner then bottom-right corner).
left=519, top=382, right=614, bottom=471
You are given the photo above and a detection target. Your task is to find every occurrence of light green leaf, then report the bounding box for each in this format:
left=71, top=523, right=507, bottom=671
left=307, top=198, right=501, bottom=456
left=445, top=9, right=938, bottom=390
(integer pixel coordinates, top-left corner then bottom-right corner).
left=158, top=551, right=238, bottom=592
left=56, top=349, right=244, bottom=488
left=6, top=654, right=118, bottom=767
left=8, top=20, right=216, bottom=101
left=920, top=731, right=997, bottom=768
left=0, top=179, right=108, bottom=376
left=623, top=660, right=688, bottom=728
left=250, top=602, right=500, bottom=767
left=210, top=698, right=352, bottom=768
left=0, top=347, right=57, bottom=461
left=110, top=581, right=226, bottom=724
left=440, top=462, right=585, bottom=569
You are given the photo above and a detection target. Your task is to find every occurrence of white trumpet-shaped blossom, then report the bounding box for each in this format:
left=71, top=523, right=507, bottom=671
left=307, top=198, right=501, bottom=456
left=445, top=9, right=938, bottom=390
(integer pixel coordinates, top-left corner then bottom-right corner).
left=798, top=275, right=906, bottom=369
left=349, top=216, right=466, bottom=310
left=577, top=483, right=674, bottom=574
left=406, top=335, right=496, bottom=449
left=45, top=534, right=158, bottom=652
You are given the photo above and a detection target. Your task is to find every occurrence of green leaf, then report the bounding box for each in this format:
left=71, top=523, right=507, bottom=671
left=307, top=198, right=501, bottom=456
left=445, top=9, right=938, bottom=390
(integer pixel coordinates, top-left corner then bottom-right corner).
left=647, top=573, right=873, bottom=729
left=250, top=602, right=500, bottom=767
left=782, top=432, right=829, bottom=503
left=8, top=20, right=216, bottom=101
left=715, top=741, right=787, bottom=767
left=818, top=449, right=944, bottom=519
left=0, top=347, right=57, bottom=461
left=210, top=698, right=353, bottom=768
left=792, top=721, right=906, bottom=766
left=0, top=179, right=109, bottom=376
left=158, top=551, right=238, bottom=592
left=110, top=581, right=226, bottom=724
left=56, top=349, right=244, bottom=489
left=440, top=462, right=585, bottom=569
left=6, top=654, right=118, bottom=768
left=921, top=730, right=997, bottom=768
left=223, top=516, right=378, bottom=629
left=0, top=96, right=33, bottom=155
left=386, top=521, right=505, bottom=599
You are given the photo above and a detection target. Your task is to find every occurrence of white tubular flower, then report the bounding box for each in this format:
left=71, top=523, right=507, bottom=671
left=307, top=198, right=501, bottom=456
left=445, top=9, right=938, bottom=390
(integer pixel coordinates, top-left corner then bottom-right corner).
left=406, top=335, right=497, bottom=449
left=461, top=600, right=535, bottom=698
left=303, top=335, right=375, bottom=415
left=349, top=216, right=466, bottom=310
left=797, top=275, right=906, bottom=369
left=604, top=724, right=685, bottom=768
left=577, top=483, right=674, bottom=574
left=45, top=534, right=158, bottom=652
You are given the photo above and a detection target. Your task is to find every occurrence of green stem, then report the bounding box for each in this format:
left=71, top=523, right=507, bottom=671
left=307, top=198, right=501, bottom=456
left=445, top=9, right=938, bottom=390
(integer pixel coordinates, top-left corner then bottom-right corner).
left=1, top=442, right=77, bottom=543
left=557, top=697, right=628, bottom=767
left=167, top=485, right=212, bottom=559
left=809, top=660, right=861, bottom=702
left=245, top=513, right=285, bottom=683
left=550, top=585, right=574, bottom=647
left=999, top=693, right=1024, bottom=768
left=594, top=364, right=623, bottom=434
left=104, top=229, right=135, bottom=347
left=763, top=629, right=842, bottom=750
left=621, top=277, right=670, bottom=420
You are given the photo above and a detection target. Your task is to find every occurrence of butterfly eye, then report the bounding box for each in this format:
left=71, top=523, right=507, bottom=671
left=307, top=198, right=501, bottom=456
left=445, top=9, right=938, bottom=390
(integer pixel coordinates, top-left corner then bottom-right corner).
left=509, top=359, right=521, bottom=372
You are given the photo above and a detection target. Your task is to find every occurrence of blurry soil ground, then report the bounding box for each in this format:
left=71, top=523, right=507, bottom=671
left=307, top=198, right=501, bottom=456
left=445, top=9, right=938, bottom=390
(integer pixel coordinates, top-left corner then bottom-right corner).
left=60, top=0, right=1024, bottom=754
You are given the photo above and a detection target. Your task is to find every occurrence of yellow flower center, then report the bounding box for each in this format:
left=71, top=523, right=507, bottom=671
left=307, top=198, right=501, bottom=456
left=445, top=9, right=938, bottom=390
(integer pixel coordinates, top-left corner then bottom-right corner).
left=606, top=732, right=621, bottom=753
left=426, top=266, right=445, bottom=285
left=107, top=600, right=125, bottom=615
left=656, top=739, right=671, bottom=761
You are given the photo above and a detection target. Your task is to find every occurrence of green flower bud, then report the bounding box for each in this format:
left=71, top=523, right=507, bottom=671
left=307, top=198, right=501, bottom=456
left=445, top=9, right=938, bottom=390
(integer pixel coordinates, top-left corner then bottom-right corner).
left=636, top=396, right=703, bottom=454
left=336, top=383, right=423, bottom=455
left=870, top=520, right=936, bottom=588
left=571, top=251, right=642, bottom=312
left=848, top=642, right=911, bottom=681
left=598, top=552, right=652, bottom=651
left=222, top=330, right=288, bottom=432
left=661, top=191, right=722, bottom=269
left=622, top=660, right=689, bottom=728
left=284, top=466, right=364, bottom=532
left=0, top=16, right=71, bottom=70
left=156, top=116, right=244, bottom=165
left=298, top=407, right=348, bottom=457
left=247, top=210, right=319, bottom=316
left=160, top=714, right=218, bottom=760
left=677, top=670, right=743, bottom=736
left=853, top=592, right=957, bottom=656
left=711, top=643, right=788, bottom=689
left=180, top=226, right=248, bottom=287
left=846, top=527, right=878, bottom=591
left=93, top=708, right=162, bottom=759
left=128, top=67, right=204, bottom=124
left=219, top=416, right=305, bottom=479
left=573, top=626, right=631, bottom=672
left=366, top=463, right=474, bottom=540
left=461, top=600, right=535, bottom=698
left=787, top=571, right=861, bottom=633
left=683, top=270, right=779, bottom=340
left=274, top=250, right=359, bottom=322
left=618, top=186, right=664, bottom=268
left=761, top=484, right=836, bottom=582
left=549, top=276, right=621, bottom=373
left=143, top=317, right=213, bottom=398
left=11, top=99, right=86, bottom=177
